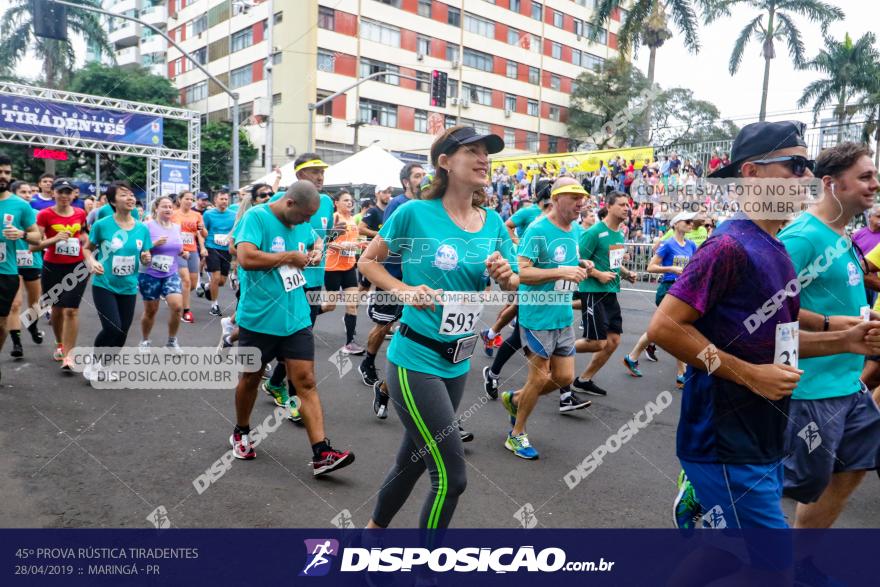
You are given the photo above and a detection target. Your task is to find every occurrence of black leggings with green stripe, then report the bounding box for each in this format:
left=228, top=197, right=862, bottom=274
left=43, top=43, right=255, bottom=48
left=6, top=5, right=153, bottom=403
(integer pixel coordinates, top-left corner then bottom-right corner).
left=372, top=362, right=468, bottom=529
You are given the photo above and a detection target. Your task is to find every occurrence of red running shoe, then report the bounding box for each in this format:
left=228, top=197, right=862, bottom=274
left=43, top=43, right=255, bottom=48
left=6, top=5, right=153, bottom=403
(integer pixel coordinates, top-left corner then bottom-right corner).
left=181, top=310, right=195, bottom=324
left=312, top=444, right=355, bottom=477
left=230, top=432, right=255, bottom=460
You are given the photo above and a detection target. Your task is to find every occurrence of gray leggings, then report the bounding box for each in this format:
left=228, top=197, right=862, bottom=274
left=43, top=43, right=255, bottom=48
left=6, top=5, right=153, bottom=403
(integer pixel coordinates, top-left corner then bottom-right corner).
left=372, top=362, right=468, bottom=529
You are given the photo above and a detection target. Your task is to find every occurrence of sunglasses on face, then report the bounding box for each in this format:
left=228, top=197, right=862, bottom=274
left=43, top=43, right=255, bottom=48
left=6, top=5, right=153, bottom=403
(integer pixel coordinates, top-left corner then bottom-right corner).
left=256, top=192, right=272, bottom=198
left=749, top=155, right=815, bottom=177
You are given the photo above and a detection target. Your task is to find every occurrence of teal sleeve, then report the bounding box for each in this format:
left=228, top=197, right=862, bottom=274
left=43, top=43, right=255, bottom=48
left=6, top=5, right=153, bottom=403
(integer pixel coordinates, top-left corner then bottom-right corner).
left=89, top=220, right=101, bottom=246
left=236, top=211, right=263, bottom=248
left=780, top=232, right=815, bottom=274
left=378, top=204, right=407, bottom=254
left=518, top=224, right=543, bottom=262
left=140, top=223, right=153, bottom=251
left=496, top=220, right=519, bottom=273
left=22, top=204, right=36, bottom=227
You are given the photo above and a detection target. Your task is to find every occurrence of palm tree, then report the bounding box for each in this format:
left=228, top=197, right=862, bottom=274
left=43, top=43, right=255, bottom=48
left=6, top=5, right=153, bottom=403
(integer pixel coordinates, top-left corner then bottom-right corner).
left=591, top=1, right=702, bottom=144
left=703, top=0, right=843, bottom=121
left=0, top=0, right=113, bottom=89
left=797, top=32, right=880, bottom=145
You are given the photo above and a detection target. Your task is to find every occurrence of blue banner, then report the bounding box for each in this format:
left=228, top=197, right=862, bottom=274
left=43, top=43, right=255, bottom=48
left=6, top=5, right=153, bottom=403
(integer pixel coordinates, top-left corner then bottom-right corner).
left=1, top=529, right=876, bottom=586
left=159, top=160, right=191, bottom=195
left=0, top=96, right=163, bottom=147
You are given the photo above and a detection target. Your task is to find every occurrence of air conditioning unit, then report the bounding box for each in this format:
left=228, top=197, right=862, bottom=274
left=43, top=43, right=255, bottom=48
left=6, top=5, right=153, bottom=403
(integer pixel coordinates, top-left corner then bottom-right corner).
left=460, top=98, right=470, bottom=109
left=285, top=145, right=296, bottom=157
left=451, top=59, right=460, bottom=69
left=450, top=97, right=458, bottom=106
left=416, top=52, right=424, bottom=61
left=504, top=109, right=512, bottom=118
left=324, top=115, right=332, bottom=126
left=253, top=97, right=270, bottom=118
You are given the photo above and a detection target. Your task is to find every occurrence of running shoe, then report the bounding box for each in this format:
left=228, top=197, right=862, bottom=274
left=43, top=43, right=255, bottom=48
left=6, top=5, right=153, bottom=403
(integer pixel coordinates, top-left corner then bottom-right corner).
left=622, top=355, right=643, bottom=377
left=138, top=340, right=151, bottom=353
left=501, top=391, right=518, bottom=427
left=373, top=381, right=388, bottom=419
left=358, top=360, right=379, bottom=387
left=196, top=284, right=205, bottom=298
left=482, top=365, right=499, bottom=400
left=181, top=311, right=194, bottom=324
left=479, top=329, right=495, bottom=357
left=559, top=391, right=591, bottom=412
left=209, top=304, right=222, bottom=317
left=10, top=340, right=23, bottom=358
left=262, top=379, right=289, bottom=408
left=645, top=343, right=659, bottom=362
left=342, top=342, right=366, bottom=355
left=505, top=432, right=538, bottom=460
left=204, top=286, right=213, bottom=301
left=261, top=364, right=272, bottom=379
left=676, top=375, right=686, bottom=389
left=220, top=316, right=235, bottom=337
left=28, top=323, right=44, bottom=344
left=166, top=338, right=182, bottom=353
left=230, top=432, right=256, bottom=460
left=217, top=334, right=234, bottom=353
left=673, top=470, right=701, bottom=529
left=312, top=443, right=355, bottom=476
left=572, top=378, right=608, bottom=396
left=458, top=422, right=474, bottom=443
left=53, top=343, right=64, bottom=361
left=60, top=357, right=74, bottom=373
left=288, top=396, right=302, bottom=423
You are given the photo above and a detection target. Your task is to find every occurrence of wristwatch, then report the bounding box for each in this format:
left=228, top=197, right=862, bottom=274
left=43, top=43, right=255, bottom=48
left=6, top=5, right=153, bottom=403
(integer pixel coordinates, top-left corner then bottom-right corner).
left=823, top=315, right=830, bottom=331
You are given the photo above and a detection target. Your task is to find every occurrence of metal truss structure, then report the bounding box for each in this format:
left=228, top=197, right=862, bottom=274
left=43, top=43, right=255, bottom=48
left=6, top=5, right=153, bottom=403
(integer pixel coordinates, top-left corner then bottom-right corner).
left=0, top=82, right=200, bottom=204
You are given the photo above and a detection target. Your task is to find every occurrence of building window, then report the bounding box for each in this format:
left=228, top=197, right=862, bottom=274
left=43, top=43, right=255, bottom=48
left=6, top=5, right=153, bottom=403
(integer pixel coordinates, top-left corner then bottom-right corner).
left=447, top=82, right=459, bottom=99
left=445, top=115, right=457, bottom=129
left=505, top=94, right=516, bottom=111
left=318, top=6, right=334, bottom=29
left=185, top=81, right=208, bottom=103
left=418, top=0, right=431, bottom=18
left=549, top=105, right=560, bottom=121
left=377, top=0, right=401, bottom=7
left=548, top=136, right=558, bottom=153
left=359, top=98, right=398, bottom=127
left=192, top=46, right=207, bottom=65
left=360, top=58, right=400, bottom=85
left=447, top=6, right=461, bottom=27
left=507, top=27, right=521, bottom=46
left=504, top=128, right=515, bottom=148
left=619, top=7, right=629, bottom=20
left=509, top=0, right=521, bottom=11
left=531, top=1, right=541, bottom=20
left=446, top=42, right=460, bottom=63
left=587, top=25, right=608, bottom=44
left=464, top=14, right=495, bottom=38
left=417, top=35, right=431, bottom=56
left=506, top=61, right=517, bottom=79
left=553, top=10, right=563, bottom=28
left=574, top=19, right=583, bottom=37
left=584, top=53, right=604, bottom=72
left=273, top=93, right=282, bottom=105
left=317, top=49, right=335, bottom=72
left=550, top=74, right=561, bottom=90
left=192, top=14, right=207, bottom=35
left=551, top=41, right=562, bottom=60
left=316, top=90, right=333, bottom=116
left=462, top=83, right=492, bottom=106
left=527, top=99, right=538, bottom=116
left=528, top=66, right=539, bottom=84
left=529, top=33, right=541, bottom=53
left=230, top=27, right=253, bottom=52
left=414, top=110, right=428, bottom=133
left=463, top=48, right=493, bottom=72
left=526, top=132, right=538, bottom=151
left=230, top=64, right=252, bottom=89
left=361, top=19, right=401, bottom=47
left=571, top=48, right=582, bottom=67
left=416, top=70, right=431, bottom=92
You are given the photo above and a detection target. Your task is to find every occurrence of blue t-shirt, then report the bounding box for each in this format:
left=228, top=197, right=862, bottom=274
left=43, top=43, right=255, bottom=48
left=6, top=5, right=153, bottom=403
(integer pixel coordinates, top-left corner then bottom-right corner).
left=30, top=195, right=56, bottom=212
left=203, top=208, right=236, bottom=250
left=381, top=194, right=415, bottom=279
left=236, top=205, right=315, bottom=336
left=0, top=195, right=37, bottom=276
left=89, top=216, right=153, bottom=295
left=668, top=215, right=799, bottom=465
left=656, top=237, right=697, bottom=283
left=381, top=199, right=515, bottom=378
left=780, top=212, right=865, bottom=401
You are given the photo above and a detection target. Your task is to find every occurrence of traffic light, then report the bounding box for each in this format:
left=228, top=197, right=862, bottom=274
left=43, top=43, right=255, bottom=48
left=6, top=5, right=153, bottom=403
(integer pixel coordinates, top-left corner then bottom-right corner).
left=32, top=0, right=68, bottom=41
left=430, top=69, right=448, bottom=108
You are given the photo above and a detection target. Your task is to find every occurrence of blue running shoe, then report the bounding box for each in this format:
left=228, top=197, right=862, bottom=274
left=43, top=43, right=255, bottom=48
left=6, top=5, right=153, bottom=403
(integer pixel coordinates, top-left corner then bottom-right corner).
left=480, top=328, right=495, bottom=357
left=676, top=375, right=686, bottom=389
left=501, top=391, right=518, bottom=427
left=505, top=432, right=538, bottom=460
left=623, top=355, right=643, bottom=377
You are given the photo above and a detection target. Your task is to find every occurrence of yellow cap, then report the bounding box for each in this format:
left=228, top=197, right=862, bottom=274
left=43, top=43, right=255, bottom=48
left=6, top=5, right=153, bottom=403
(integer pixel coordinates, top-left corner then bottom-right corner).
left=550, top=184, right=588, bottom=198
left=294, top=159, right=329, bottom=173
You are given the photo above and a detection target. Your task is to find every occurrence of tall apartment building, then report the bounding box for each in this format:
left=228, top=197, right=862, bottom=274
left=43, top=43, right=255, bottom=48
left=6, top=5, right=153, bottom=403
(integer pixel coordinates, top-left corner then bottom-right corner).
left=93, top=0, right=169, bottom=76
left=166, top=0, right=628, bottom=181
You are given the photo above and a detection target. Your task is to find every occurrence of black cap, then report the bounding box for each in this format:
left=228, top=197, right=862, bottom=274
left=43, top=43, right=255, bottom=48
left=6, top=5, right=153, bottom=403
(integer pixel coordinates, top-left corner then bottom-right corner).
left=710, top=121, right=808, bottom=178
left=53, top=178, right=75, bottom=191
left=432, top=126, right=504, bottom=165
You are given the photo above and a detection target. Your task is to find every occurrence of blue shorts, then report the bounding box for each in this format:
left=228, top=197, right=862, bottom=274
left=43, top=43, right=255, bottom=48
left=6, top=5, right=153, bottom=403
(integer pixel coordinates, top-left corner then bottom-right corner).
left=783, top=388, right=880, bottom=503
left=138, top=272, right=182, bottom=301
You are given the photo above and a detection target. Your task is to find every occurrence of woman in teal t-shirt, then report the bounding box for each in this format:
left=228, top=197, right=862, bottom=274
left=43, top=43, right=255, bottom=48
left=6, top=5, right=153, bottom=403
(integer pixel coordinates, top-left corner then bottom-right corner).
left=84, top=181, right=152, bottom=382
left=358, top=126, right=518, bottom=530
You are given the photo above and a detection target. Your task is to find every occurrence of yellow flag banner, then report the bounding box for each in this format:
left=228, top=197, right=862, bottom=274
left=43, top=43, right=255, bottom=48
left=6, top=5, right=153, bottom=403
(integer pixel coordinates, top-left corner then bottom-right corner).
left=491, top=146, right=655, bottom=177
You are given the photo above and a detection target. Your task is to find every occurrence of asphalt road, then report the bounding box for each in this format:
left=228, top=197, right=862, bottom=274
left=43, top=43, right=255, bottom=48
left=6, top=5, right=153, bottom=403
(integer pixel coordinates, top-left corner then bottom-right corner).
left=1, top=284, right=878, bottom=529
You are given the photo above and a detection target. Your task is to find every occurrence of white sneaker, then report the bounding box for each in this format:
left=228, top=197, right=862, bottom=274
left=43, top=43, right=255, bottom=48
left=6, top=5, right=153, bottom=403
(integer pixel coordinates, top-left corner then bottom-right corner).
left=166, top=338, right=182, bottom=353
left=83, top=359, right=103, bottom=382
left=220, top=316, right=235, bottom=337
left=138, top=340, right=151, bottom=353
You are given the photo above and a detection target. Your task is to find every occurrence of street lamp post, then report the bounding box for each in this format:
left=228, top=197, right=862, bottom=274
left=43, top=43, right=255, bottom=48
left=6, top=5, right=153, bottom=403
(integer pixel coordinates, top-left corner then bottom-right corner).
left=49, top=0, right=241, bottom=191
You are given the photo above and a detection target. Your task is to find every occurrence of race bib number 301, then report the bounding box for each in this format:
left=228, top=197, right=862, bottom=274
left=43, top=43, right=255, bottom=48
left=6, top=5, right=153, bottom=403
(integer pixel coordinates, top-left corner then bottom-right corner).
left=774, top=322, right=799, bottom=369
left=278, top=265, right=305, bottom=292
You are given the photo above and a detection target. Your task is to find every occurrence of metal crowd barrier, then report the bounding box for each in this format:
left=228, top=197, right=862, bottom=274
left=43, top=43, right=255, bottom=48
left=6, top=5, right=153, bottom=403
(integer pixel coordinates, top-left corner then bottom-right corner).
left=623, top=242, right=662, bottom=283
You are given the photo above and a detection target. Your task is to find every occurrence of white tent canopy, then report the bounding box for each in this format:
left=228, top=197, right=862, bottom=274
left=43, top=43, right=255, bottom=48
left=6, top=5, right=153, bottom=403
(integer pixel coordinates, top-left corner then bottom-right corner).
left=248, top=144, right=405, bottom=191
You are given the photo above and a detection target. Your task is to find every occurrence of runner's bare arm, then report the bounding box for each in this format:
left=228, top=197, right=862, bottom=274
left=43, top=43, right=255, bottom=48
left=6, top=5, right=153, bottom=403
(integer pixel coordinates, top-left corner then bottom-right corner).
left=797, top=308, right=861, bottom=332
left=517, top=256, right=585, bottom=285
left=236, top=241, right=307, bottom=270
left=505, top=219, right=519, bottom=245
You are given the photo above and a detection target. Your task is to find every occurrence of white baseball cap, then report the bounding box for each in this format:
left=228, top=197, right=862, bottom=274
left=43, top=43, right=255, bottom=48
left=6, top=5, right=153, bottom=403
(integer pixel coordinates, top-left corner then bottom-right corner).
left=669, top=211, right=697, bottom=227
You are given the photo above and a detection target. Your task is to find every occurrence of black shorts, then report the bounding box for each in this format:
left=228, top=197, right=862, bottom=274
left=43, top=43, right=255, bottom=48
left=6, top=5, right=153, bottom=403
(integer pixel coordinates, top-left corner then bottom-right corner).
left=578, top=292, right=623, bottom=340
left=238, top=325, right=315, bottom=365
left=368, top=287, right=403, bottom=325
left=358, top=269, right=371, bottom=289
left=0, top=273, right=19, bottom=317
left=18, top=267, right=41, bottom=282
left=206, top=248, right=231, bottom=276
left=324, top=268, right=358, bottom=292
left=41, top=262, right=90, bottom=309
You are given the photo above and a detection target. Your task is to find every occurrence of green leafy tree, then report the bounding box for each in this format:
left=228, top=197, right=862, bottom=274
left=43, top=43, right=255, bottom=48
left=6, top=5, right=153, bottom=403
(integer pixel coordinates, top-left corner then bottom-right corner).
left=651, top=88, right=740, bottom=151
left=199, top=122, right=258, bottom=193
left=703, top=0, right=843, bottom=121
left=591, top=0, right=703, bottom=143
left=0, top=0, right=113, bottom=88
left=797, top=32, right=880, bottom=144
